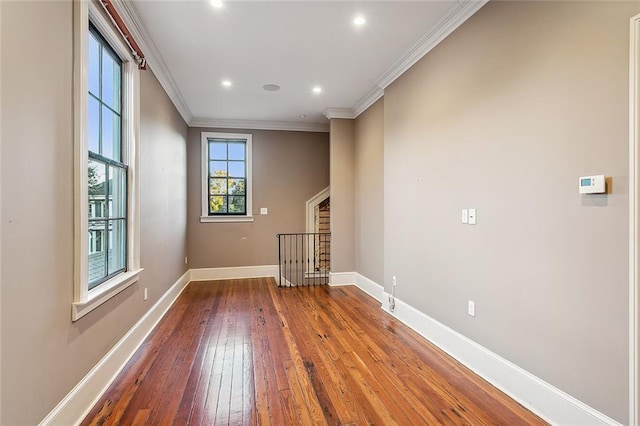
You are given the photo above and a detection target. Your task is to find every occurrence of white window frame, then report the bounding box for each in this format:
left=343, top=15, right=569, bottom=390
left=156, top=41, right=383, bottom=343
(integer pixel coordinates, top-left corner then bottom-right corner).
left=200, top=132, right=253, bottom=223
left=72, top=0, right=142, bottom=321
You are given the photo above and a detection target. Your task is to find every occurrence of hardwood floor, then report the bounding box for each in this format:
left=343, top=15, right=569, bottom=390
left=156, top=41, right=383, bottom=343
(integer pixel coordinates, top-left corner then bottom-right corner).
left=81, top=278, right=547, bottom=425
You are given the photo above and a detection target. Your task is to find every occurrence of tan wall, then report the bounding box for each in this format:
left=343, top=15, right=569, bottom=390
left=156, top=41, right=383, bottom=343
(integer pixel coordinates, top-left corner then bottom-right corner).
left=187, top=128, right=329, bottom=269
left=383, top=1, right=640, bottom=422
left=330, top=119, right=355, bottom=273
left=354, top=99, right=384, bottom=284
left=0, top=2, right=188, bottom=423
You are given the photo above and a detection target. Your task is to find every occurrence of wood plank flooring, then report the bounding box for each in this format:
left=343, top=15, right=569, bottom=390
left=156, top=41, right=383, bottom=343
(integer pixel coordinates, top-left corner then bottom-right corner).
left=81, top=278, right=547, bottom=425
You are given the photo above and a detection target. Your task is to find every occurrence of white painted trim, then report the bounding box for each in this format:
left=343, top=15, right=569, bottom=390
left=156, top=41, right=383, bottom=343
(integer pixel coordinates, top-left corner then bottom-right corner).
left=353, top=272, right=384, bottom=303
left=73, top=0, right=89, bottom=306
left=325, top=0, right=487, bottom=121
left=189, top=265, right=279, bottom=282
left=630, top=13, right=640, bottom=426
left=280, top=276, right=293, bottom=287
left=200, top=215, right=254, bottom=223
left=72, top=269, right=144, bottom=321
left=351, top=87, right=385, bottom=118
left=379, top=293, right=621, bottom=426
left=40, top=271, right=191, bottom=426
left=113, top=0, right=193, bottom=124
left=200, top=132, right=253, bottom=219
left=73, top=0, right=143, bottom=320
left=376, top=0, right=486, bottom=90
left=306, top=186, right=330, bottom=233
left=328, top=271, right=355, bottom=286
left=0, top=0, right=4, bottom=420
left=190, top=117, right=329, bottom=133
left=323, top=108, right=355, bottom=120
left=114, top=0, right=483, bottom=130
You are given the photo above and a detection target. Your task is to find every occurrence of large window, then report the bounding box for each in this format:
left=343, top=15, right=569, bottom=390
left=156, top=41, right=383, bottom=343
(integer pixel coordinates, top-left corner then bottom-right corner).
left=201, top=132, right=253, bottom=222
left=88, top=25, right=127, bottom=288
left=73, top=1, right=142, bottom=321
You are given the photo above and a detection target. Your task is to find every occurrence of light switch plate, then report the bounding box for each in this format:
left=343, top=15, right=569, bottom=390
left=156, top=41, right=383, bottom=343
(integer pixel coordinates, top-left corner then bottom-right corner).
left=260, top=207, right=268, bottom=215
left=468, top=209, right=477, bottom=225
left=462, top=209, right=468, bottom=224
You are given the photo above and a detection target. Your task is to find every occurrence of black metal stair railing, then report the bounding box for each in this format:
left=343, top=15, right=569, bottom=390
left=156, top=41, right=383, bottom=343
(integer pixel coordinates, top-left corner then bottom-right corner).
left=276, top=233, right=331, bottom=287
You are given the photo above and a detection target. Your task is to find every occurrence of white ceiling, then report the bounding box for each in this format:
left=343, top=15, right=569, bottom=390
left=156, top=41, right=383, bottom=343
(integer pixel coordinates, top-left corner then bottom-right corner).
left=123, top=0, right=486, bottom=131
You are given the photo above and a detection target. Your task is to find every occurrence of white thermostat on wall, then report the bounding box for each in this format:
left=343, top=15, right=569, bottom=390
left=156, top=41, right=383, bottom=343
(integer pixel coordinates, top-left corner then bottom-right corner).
left=579, top=175, right=606, bottom=194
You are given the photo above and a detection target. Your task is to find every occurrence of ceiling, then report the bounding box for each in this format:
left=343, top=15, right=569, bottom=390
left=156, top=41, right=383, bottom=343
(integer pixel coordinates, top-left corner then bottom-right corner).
left=121, top=1, right=486, bottom=131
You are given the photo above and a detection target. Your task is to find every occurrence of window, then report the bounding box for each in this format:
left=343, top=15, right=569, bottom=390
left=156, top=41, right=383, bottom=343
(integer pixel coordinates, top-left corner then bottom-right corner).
left=201, top=132, right=253, bottom=223
left=73, top=1, right=142, bottom=320
left=88, top=25, right=127, bottom=289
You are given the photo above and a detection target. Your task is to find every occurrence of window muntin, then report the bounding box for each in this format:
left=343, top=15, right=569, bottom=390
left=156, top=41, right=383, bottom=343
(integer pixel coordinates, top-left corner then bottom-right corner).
left=207, top=139, right=247, bottom=215
left=87, top=24, right=127, bottom=289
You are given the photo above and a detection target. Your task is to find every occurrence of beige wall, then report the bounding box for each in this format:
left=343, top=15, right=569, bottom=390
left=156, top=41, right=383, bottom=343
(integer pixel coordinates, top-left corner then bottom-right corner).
left=330, top=119, right=355, bottom=273
left=383, top=1, right=640, bottom=422
left=354, top=99, right=384, bottom=284
left=0, top=2, right=188, bottom=423
left=187, top=128, right=329, bottom=269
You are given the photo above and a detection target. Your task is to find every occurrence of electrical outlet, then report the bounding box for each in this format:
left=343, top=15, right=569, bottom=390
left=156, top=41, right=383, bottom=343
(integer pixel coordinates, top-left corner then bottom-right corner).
left=144, top=288, right=148, bottom=301
left=184, top=256, right=188, bottom=265
left=392, top=276, right=397, bottom=286
left=468, top=300, right=475, bottom=317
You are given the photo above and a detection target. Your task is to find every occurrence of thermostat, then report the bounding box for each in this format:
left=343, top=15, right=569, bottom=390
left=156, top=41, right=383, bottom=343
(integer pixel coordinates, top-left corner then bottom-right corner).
left=579, top=175, right=606, bottom=194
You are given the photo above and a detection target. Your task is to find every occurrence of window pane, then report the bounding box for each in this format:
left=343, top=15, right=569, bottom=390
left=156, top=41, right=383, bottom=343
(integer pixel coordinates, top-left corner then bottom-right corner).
left=88, top=96, right=100, bottom=154
left=110, top=166, right=127, bottom=218
left=210, top=161, right=227, bottom=177
left=88, top=221, right=107, bottom=286
left=228, top=143, right=245, bottom=160
left=210, top=178, right=227, bottom=195
left=88, top=34, right=100, bottom=97
left=88, top=160, right=106, bottom=218
left=228, top=196, right=245, bottom=214
left=108, top=219, right=126, bottom=274
left=101, top=107, right=121, bottom=161
left=209, top=196, right=227, bottom=214
left=101, top=50, right=121, bottom=113
left=228, top=178, right=245, bottom=195
left=209, top=142, right=227, bottom=160
left=228, top=161, right=245, bottom=178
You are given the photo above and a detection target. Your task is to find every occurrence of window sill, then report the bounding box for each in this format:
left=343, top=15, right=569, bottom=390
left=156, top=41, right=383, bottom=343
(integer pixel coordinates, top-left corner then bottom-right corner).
left=72, top=268, right=144, bottom=321
left=200, top=215, right=254, bottom=223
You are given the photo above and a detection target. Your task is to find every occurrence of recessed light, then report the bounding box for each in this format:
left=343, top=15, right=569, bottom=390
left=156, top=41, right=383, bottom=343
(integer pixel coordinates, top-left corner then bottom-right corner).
left=222, top=80, right=232, bottom=88
left=299, top=114, right=306, bottom=119
left=263, top=84, right=281, bottom=92
left=312, top=86, right=322, bottom=94
left=354, top=16, right=366, bottom=26
left=210, top=0, right=223, bottom=8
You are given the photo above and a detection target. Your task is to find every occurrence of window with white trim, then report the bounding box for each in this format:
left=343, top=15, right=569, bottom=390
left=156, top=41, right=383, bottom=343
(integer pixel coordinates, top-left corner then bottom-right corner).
left=201, top=132, right=253, bottom=223
left=73, top=1, right=142, bottom=321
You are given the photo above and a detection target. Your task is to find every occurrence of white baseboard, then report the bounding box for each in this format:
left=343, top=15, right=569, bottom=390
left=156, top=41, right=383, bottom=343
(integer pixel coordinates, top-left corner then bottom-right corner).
left=189, top=265, right=279, bottom=282
left=328, top=271, right=355, bottom=286
left=42, top=267, right=617, bottom=426
left=380, top=291, right=621, bottom=426
left=280, top=276, right=293, bottom=287
left=39, top=270, right=191, bottom=426
left=353, top=272, right=384, bottom=302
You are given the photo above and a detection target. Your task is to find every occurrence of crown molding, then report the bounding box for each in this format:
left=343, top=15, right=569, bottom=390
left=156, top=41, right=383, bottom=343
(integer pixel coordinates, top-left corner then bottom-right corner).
left=112, top=0, right=486, bottom=129
left=189, top=117, right=329, bottom=133
left=323, top=108, right=355, bottom=120
left=344, top=0, right=488, bottom=120
left=113, top=0, right=193, bottom=125
left=352, top=87, right=385, bottom=118
left=376, top=0, right=487, bottom=90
